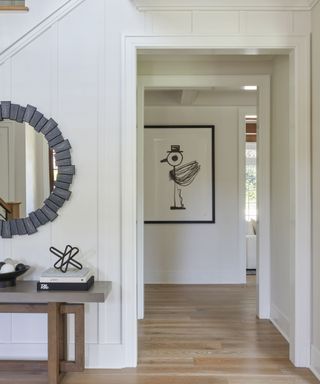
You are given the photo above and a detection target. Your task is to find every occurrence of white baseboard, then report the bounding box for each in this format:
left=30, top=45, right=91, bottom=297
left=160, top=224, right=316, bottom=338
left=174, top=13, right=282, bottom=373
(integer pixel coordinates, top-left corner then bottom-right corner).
left=311, top=344, right=320, bottom=380
left=87, top=343, right=126, bottom=368
left=270, top=303, right=290, bottom=342
left=145, top=270, right=245, bottom=284
left=0, top=343, right=127, bottom=368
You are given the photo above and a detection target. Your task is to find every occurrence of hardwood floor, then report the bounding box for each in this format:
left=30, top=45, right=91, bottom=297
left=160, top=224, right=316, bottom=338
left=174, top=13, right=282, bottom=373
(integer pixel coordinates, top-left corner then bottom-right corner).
left=1, top=277, right=318, bottom=383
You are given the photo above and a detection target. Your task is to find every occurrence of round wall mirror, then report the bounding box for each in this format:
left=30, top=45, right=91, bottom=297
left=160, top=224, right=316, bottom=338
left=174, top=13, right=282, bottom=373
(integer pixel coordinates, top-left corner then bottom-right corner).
left=0, top=101, right=75, bottom=238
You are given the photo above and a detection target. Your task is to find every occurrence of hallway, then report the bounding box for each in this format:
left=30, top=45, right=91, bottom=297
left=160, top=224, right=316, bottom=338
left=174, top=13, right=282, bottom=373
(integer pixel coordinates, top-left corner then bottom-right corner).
left=66, top=278, right=318, bottom=383
left=136, top=277, right=318, bottom=383
left=2, top=278, right=318, bottom=383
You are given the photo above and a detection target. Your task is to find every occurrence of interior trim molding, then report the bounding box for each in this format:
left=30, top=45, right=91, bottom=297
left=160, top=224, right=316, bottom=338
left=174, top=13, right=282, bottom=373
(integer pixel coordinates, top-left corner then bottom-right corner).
left=0, top=0, right=86, bottom=64
left=133, top=0, right=318, bottom=11
left=123, top=34, right=311, bottom=368
left=270, top=303, right=290, bottom=342
left=311, top=345, right=320, bottom=380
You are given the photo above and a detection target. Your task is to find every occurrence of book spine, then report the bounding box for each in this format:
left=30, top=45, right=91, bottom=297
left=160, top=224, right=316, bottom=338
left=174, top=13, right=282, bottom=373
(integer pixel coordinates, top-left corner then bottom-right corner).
left=39, top=275, right=91, bottom=283
left=37, top=277, right=94, bottom=291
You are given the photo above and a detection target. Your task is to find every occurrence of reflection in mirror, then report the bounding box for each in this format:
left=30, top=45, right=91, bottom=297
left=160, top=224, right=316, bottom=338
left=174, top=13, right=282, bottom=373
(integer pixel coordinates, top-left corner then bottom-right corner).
left=0, top=120, right=55, bottom=220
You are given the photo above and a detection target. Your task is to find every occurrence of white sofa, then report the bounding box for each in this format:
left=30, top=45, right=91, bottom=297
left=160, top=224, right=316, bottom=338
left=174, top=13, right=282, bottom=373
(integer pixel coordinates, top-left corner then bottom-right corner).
left=246, top=220, right=256, bottom=270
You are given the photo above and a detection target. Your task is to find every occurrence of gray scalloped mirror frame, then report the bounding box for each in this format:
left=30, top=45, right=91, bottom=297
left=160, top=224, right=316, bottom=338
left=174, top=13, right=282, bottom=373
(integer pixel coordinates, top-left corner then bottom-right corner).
left=0, top=101, right=75, bottom=239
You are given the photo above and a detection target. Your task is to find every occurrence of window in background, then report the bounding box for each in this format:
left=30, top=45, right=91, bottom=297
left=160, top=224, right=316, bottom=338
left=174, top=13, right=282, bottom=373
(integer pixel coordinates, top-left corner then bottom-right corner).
left=0, top=1, right=25, bottom=5
left=245, top=117, right=257, bottom=222
left=0, top=1, right=27, bottom=10
left=49, top=149, right=58, bottom=192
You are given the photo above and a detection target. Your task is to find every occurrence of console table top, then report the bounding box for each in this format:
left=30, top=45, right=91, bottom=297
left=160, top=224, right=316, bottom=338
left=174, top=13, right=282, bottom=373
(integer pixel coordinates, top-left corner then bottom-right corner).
left=0, top=281, right=111, bottom=303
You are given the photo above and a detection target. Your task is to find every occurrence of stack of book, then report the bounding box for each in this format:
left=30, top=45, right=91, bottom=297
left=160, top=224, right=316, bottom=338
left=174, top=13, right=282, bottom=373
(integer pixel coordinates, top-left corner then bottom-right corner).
left=37, top=267, right=94, bottom=291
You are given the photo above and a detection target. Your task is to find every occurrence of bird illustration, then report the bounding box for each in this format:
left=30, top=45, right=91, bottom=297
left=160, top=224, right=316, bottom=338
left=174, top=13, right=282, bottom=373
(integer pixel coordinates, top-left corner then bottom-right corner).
left=160, top=145, right=200, bottom=210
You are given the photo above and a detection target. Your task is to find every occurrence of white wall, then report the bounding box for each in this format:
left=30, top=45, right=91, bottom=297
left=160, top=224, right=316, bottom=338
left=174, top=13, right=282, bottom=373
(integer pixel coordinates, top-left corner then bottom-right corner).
left=144, top=106, right=244, bottom=283
left=139, top=55, right=274, bottom=76
left=0, top=0, right=312, bottom=368
left=311, top=1, right=320, bottom=379
left=0, top=0, right=144, bottom=367
left=0, top=0, right=71, bottom=52
left=269, top=55, right=291, bottom=341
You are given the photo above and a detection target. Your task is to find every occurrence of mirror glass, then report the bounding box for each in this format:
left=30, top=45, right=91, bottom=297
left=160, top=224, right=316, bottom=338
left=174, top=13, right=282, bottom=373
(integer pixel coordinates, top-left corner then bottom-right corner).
left=0, top=120, right=56, bottom=221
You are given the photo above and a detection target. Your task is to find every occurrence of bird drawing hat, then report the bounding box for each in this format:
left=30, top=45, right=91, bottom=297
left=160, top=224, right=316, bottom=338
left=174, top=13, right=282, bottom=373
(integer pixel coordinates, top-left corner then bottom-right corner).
left=167, top=145, right=183, bottom=153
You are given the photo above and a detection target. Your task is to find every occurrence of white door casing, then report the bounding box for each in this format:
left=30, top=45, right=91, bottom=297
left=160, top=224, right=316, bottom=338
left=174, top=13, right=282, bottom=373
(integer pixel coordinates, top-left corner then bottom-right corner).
left=122, top=35, right=311, bottom=368
left=137, top=77, right=269, bottom=321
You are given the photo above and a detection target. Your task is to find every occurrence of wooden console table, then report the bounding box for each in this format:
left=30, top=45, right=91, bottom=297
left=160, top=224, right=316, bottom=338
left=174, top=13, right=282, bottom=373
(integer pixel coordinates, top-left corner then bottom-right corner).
left=0, top=281, right=111, bottom=384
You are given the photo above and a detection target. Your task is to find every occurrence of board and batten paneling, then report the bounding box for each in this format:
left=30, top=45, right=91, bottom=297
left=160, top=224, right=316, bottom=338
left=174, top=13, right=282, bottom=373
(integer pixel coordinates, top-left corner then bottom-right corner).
left=270, top=55, right=290, bottom=342
left=0, top=0, right=312, bottom=368
left=144, top=9, right=311, bottom=35
left=0, top=0, right=131, bottom=366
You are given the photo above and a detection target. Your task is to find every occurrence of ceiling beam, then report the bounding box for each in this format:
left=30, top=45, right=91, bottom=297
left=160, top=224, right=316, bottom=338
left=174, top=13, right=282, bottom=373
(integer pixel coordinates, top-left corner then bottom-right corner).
left=180, top=90, right=199, bottom=105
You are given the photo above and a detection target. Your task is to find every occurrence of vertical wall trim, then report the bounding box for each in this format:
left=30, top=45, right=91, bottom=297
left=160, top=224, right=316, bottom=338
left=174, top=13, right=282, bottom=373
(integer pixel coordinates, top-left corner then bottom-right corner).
left=96, top=0, right=106, bottom=345
left=311, top=345, right=320, bottom=380
left=256, top=76, right=271, bottom=319
left=137, top=82, right=145, bottom=320
left=121, top=37, right=138, bottom=366
left=289, top=37, right=311, bottom=367
left=0, top=0, right=87, bottom=65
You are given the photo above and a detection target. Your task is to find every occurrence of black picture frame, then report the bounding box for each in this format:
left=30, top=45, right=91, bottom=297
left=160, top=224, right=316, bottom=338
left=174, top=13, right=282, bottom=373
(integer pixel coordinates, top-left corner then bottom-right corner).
left=144, top=125, right=215, bottom=224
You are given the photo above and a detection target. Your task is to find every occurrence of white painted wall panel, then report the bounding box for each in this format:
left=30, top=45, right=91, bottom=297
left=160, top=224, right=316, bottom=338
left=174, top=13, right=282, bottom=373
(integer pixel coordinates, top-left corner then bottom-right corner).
left=0, top=0, right=312, bottom=368
left=11, top=25, right=54, bottom=122
left=138, top=57, right=274, bottom=76
left=148, top=11, right=192, bottom=34
left=270, top=55, right=291, bottom=335
left=293, top=11, right=311, bottom=34
left=0, top=343, right=47, bottom=359
left=193, top=11, right=239, bottom=34
left=0, top=0, right=145, bottom=363
left=312, top=2, right=320, bottom=377
left=0, top=0, right=72, bottom=52
left=144, top=106, right=242, bottom=283
left=12, top=314, right=47, bottom=343
left=0, top=60, right=11, bottom=99
left=0, top=314, right=11, bottom=343
left=242, top=11, right=293, bottom=34
left=54, top=0, right=101, bottom=345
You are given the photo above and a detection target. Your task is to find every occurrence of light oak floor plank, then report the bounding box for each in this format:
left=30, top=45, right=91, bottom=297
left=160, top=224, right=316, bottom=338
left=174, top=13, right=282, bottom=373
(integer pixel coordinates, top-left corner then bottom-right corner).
left=1, top=277, right=319, bottom=383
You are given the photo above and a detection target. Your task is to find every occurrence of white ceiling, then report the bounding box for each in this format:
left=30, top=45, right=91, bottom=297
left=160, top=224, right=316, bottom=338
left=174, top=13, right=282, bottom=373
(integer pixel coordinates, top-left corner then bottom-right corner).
left=145, top=88, right=257, bottom=107
left=138, top=52, right=276, bottom=61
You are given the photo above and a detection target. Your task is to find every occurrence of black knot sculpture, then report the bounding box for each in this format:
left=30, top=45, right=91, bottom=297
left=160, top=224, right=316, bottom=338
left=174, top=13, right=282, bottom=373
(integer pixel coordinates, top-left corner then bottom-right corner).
left=50, top=245, right=82, bottom=273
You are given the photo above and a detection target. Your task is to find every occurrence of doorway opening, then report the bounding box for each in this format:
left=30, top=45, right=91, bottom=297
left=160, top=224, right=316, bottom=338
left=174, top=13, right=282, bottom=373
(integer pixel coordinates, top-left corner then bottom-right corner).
left=137, top=57, right=270, bottom=322
left=245, top=114, right=257, bottom=276
left=121, top=36, right=311, bottom=367
left=136, top=52, right=274, bottom=370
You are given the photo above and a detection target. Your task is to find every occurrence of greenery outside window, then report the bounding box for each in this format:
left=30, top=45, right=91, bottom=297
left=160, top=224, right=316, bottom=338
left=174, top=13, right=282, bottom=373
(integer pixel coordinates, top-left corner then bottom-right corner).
left=245, top=142, right=257, bottom=222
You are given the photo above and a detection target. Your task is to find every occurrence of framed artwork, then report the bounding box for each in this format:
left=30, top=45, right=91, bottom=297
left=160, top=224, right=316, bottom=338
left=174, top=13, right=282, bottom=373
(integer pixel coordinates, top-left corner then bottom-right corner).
left=144, top=125, right=215, bottom=223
